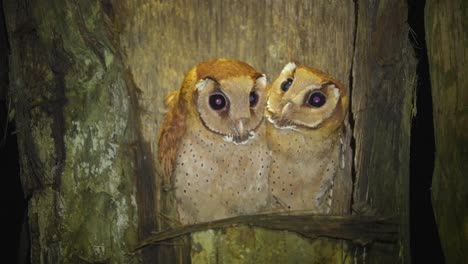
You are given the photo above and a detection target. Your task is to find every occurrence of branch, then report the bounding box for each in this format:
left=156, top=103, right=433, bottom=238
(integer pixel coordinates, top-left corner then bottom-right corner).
left=134, top=213, right=398, bottom=251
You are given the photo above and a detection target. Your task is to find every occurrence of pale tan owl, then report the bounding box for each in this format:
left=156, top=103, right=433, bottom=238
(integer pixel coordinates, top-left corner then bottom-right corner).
left=266, top=62, right=348, bottom=213
left=158, top=59, right=271, bottom=225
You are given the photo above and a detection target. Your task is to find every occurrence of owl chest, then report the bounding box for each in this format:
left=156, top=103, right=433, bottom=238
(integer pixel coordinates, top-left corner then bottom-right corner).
left=268, top=127, right=341, bottom=211
left=172, top=131, right=270, bottom=223
left=174, top=135, right=269, bottom=186
left=268, top=127, right=340, bottom=173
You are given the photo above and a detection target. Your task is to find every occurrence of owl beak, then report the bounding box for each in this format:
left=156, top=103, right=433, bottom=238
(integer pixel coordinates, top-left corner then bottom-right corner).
left=234, top=118, right=249, bottom=141
left=235, top=119, right=247, bottom=139
left=280, top=102, right=294, bottom=119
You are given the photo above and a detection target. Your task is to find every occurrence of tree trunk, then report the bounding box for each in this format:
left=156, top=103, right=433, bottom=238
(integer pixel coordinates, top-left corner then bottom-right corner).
left=351, top=1, right=416, bottom=262
left=4, top=0, right=142, bottom=262
left=425, top=1, right=468, bottom=263
left=4, top=0, right=415, bottom=263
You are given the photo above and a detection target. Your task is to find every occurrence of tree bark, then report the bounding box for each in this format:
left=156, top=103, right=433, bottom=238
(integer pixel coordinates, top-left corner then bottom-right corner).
left=425, top=1, right=468, bottom=263
left=4, top=0, right=416, bottom=263
left=4, top=0, right=141, bottom=262
left=351, top=1, right=416, bottom=262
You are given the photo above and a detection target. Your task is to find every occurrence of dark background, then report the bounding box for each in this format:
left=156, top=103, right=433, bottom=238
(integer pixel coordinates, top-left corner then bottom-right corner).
left=0, top=0, right=444, bottom=263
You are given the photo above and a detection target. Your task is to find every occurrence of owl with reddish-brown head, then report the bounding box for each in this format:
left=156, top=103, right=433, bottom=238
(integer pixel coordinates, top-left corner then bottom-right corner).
left=158, top=59, right=271, bottom=224
left=266, top=62, right=348, bottom=213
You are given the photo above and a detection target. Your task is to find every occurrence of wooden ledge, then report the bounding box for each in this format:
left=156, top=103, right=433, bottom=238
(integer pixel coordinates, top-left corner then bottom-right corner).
left=134, top=213, right=398, bottom=251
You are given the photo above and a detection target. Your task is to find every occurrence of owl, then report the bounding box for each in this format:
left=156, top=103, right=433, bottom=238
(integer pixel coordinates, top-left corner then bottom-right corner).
left=158, top=59, right=271, bottom=225
left=265, top=62, right=348, bottom=213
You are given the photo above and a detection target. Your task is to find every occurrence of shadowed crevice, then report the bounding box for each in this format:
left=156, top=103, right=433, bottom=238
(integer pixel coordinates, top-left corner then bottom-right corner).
left=348, top=0, right=359, bottom=213
left=0, top=0, right=29, bottom=262
left=48, top=34, right=71, bottom=190
left=407, top=0, right=444, bottom=262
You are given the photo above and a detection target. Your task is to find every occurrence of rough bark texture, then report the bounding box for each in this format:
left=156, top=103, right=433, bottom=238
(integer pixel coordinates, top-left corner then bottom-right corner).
left=4, top=0, right=416, bottom=263
left=351, top=0, right=416, bottom=262
left=4, top=0, right=140, bottom=262
left=425, top=1, right=468, bottom=263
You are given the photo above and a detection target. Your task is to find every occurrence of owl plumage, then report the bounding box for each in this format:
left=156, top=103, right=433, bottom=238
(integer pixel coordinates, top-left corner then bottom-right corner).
left=266, top=62, right=348, bottom=213
left=158, top=59, right=271, bottom=224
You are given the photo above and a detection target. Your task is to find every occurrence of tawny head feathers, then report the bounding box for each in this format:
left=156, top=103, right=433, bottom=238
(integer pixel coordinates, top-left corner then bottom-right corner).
left=266, top=62, right=348, bottom=134
left=158, top=59, right=267, bottom=182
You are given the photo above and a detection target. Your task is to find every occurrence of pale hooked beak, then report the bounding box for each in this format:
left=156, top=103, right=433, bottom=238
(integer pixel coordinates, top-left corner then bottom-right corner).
left=234, top=119, right=247, bottom=140
left=281, top=102, right=294, bottom=119
left=223, top=118, right=252, bottom=144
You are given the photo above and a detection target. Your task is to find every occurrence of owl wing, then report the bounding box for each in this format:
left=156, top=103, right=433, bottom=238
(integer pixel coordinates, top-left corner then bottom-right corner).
left=158, top=90, right=187, bottom=184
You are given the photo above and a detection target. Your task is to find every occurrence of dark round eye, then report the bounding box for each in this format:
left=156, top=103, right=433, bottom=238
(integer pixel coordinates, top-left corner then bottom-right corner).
left=249, top=91, right=259, bottom=107
left=209, top=93, right=227, bottom=110
left=307, top=91, right=326, bottom=107
left=281, top=78, right=293, bottom=92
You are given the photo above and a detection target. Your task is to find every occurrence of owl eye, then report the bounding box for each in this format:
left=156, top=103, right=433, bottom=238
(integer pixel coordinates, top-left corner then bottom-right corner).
left=209, top=93, right=227, bottom=110
left=307, top=91, right=326, bottom=108
left=281, top=78, right=293, bottom=92
left=249, top=91, right=259, bottom=107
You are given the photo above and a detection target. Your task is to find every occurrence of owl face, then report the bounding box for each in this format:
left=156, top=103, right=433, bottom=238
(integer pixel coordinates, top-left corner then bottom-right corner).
left=193, top=61, right=267, bottom=144
left=159, top=59, right=268, bottom=180
left=266, top=63, right=347, bottom=132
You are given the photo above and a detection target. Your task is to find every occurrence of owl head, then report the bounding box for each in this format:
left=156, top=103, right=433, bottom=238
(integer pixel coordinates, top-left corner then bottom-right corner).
left=158, top=59, right=267, bottom=179
left=266, top=62, right=348, bottom=134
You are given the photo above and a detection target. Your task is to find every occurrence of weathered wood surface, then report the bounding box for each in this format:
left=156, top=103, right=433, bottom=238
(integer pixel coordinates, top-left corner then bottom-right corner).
left=425, top=1, right=468, bottom=263
left=112, top=0, right=356, bottom=263
left=351, top=0, right=416, bottom=262
left=4, top=0, right=416, bottom=263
